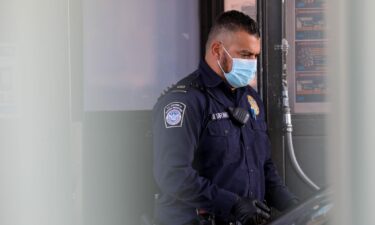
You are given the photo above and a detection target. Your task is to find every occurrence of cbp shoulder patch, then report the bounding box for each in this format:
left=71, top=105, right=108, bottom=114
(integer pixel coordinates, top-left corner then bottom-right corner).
left=164, top=102, right=186, bottom=128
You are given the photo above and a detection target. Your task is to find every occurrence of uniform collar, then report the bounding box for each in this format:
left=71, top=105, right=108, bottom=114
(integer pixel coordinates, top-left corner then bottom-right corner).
left=199, top=59, right=244, bottom=92
left=199, top=59, right=249, bottom=107
left=199, top=59, right=225, bottom=88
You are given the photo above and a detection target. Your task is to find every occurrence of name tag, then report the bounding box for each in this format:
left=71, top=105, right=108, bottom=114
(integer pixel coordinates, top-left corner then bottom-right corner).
left=210, top=112, right=229, bottom=121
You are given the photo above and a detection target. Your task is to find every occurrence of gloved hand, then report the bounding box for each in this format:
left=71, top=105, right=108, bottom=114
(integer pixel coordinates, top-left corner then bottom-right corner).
left=231, top=197, right=271, bottom=225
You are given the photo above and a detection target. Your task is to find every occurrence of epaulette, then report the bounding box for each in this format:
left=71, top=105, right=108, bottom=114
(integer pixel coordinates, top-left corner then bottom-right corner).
left=157, top=72, right=205, bottom=101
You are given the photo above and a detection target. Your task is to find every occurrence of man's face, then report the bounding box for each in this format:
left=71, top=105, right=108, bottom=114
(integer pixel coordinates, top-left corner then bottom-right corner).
left=219, top=30, right=261, bottom=73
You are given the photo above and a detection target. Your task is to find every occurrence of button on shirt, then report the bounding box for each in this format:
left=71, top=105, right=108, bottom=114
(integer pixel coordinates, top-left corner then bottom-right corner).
left=153, top=60, right=295, bottom=225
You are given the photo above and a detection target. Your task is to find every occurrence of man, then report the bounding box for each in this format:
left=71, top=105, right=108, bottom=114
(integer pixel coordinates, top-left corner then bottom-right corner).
left=152, top=10, right=297, bottom=225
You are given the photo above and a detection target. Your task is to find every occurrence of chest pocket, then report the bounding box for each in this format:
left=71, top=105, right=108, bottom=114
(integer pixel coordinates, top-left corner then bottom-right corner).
left=249, top=120, right=270, bottom=165
left=197, top=119, right=241, bottom=168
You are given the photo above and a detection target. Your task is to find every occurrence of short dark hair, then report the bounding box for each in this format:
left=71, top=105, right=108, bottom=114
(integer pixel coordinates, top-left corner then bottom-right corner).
left=206, top=10, right=260, bottom=50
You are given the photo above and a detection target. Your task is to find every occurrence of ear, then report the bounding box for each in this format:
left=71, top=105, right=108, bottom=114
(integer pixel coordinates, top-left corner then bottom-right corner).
left=210, top=41, right=222, bottom=60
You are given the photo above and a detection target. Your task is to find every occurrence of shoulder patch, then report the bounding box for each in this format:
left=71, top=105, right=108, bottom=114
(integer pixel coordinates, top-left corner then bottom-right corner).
left=164, top=102, right=186, bottom=128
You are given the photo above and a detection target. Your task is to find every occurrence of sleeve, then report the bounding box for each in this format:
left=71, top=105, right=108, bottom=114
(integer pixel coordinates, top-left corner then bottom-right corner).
left=152, top=92, right=238, bottom=217
left=263, top=138, right=298, bottom=211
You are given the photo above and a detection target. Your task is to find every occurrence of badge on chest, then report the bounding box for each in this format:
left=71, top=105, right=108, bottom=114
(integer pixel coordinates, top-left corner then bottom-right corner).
left=247, top=95, right=260, bottom=119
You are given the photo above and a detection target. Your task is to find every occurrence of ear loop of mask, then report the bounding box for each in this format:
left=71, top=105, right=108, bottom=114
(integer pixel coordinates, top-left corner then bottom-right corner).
left=217, top=43, right=232, bottom=74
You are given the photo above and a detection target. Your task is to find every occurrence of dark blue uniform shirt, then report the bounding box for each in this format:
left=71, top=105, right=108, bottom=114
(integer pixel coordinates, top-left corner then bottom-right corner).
left=153, top=60, right=296, bottom=225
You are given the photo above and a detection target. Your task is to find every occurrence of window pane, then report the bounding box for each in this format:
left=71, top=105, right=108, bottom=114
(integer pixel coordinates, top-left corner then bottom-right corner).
left=83, top=0, right=199, bottom=111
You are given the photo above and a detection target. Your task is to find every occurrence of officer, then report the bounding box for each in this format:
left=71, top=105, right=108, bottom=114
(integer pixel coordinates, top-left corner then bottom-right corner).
left=152, top=10, right=298, bottom=225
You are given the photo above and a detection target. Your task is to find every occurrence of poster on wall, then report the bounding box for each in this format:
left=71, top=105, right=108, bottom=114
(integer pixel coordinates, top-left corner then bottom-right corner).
left=295, top=0, right=325, bottom=9
left=285, top=0, right=328, bottom=113
left=295, top=72, right=326, bottom=103
left=295, top=41, right=326, bottom=104
left=224, top=0, right=257, bottom=21
left=296, top=9, right=325, bottom=40
left=295, top=41, right=326, bottom=72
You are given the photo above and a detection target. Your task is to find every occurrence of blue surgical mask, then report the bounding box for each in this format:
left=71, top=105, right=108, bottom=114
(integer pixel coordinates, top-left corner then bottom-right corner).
left=217, top=46, right=257, bottom=88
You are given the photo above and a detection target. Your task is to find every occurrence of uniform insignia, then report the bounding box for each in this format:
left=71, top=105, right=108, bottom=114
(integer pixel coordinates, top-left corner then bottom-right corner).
left=247, top=95, right=260, bottom=116
left=210, top=112, right=229, bottom=121
left=164, top=102, right=186, bottom=128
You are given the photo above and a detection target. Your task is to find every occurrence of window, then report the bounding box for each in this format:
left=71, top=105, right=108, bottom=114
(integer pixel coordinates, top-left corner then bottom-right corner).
left=83, top=0, right=200, bottom=111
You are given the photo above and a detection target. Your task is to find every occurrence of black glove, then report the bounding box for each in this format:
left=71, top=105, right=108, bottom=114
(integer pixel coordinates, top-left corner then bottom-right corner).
left=231, top=197, right=271, bottom=225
